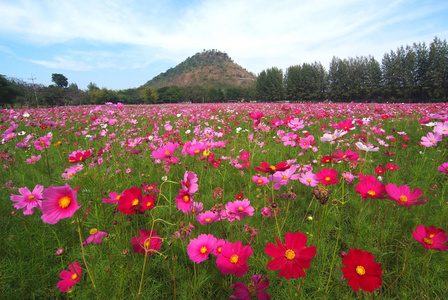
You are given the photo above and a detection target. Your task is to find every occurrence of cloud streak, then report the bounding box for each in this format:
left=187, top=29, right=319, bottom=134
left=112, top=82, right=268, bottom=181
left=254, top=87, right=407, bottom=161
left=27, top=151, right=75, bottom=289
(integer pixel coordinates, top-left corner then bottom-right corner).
left=1, top=0, right=447, bottom=89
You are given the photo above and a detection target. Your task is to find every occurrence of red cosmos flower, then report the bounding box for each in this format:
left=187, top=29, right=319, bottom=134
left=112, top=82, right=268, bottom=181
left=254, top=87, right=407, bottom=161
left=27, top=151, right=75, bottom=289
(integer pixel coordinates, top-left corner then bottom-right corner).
left=265, top=232, right=316, bottom=279
left=131, top=229, right=162, bottom=255
left=68, top=149, right=93, bottom=164
left=355, top=175, right=386, bottom=199
left=374, top=166, right=386, bottom=175
left=341, top=249, right=383, bottom=292
left=57, top=262, right=82, bottom=292
left=316, top=168, right=340, bottom=185
left=240, top=151, right=250, bottom=162
left=412, top=225, right=448, bottom=251
left=254, top=162, right=290, bottom=174
left=320, top=155, right=334, bottom=164
left=118, top=187, right=155, bottom=215
left=212, top=159, right=221, bottom=167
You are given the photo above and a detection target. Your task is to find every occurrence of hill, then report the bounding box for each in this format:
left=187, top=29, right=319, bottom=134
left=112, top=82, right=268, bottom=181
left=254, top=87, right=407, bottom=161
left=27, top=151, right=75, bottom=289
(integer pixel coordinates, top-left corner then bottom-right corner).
left=142, top=50, right=257, bottom=89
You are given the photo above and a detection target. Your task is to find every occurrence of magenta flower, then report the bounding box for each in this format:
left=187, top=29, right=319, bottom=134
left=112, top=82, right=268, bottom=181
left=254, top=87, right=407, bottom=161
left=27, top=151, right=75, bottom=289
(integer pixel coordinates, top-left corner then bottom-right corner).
left=211, top=239, right=227, bottom=257
left=252, top=175, right=270, bottom=186
left=131, top=229, right=162, bottom=255
left=102, top=191, right=121, bottom=204
left=181, top=171, right=199, bottom=193
left=412, top=225, right=448, bottom=251
left=216, top=240, right=252, bottom=277
left=10, top=185, right=44, bottom=215
left=438, top=162, right=448, bottom=174
left=196, top=210, right=219, bottom=225
left=299, top=170, right=318, bottom=187
left=341, top=172, right=355, bottom=183
left=355, top=175, right=386, bottom=199
left=41, top=184, right=81, bottom=224
left=230, top=275, right=270, bottom=300
left=316, top=168, right=340, bottom=185
left=333, top=149, right=359, bottom=162
left=83, top=228, right=108, bottom=245
left=175, top=190, right=194, bottom=213
left=187, top=234, right=217, bottom=263
left=225, top=199, right=254, bottom=222
left=33, top=136, right=51, bottom=150
left=385, top=184, right=427, bottom=209
left=57, top=262, right=81, bottom=293
left=152, top=142, right=179, bottom=160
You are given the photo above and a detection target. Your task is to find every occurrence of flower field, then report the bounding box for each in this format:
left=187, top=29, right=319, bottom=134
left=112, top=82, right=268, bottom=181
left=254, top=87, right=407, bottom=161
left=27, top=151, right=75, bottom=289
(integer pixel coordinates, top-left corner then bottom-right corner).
left=1, top=102, right=448, bottom=299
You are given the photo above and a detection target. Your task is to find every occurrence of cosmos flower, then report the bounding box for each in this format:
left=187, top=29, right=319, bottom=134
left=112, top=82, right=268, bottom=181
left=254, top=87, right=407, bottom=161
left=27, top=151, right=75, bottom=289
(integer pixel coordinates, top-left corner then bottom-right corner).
left=385, top=184, right=427, bottom=209
left=216, top=240, right=252, bottom=277
left=41, top=184, right=81, bottom=225
left=131, top=229, right=162, bottom=255
left=355, top=175, right=387, bottom=200
left=187, top=234, right=217, bottom=263
left=82, top=228, right=108, bottom=245
left=230, top=275, right=270, bottom=300
left=10, top=185, right=44, bottom=215
left=265, top=232, right=316, bottom=279
left=57, top=262, right=82, bottom=293
left=316, top=168, right=340, bottom=186
left=412, top=225, right=448, bottom=251
left=341, top=248, right=383, bottom=292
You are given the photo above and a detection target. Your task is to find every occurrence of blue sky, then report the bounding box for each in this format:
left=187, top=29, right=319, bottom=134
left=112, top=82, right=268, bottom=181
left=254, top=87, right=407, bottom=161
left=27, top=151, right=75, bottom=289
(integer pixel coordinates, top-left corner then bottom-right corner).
left=1, top=0, right=447, bottom=90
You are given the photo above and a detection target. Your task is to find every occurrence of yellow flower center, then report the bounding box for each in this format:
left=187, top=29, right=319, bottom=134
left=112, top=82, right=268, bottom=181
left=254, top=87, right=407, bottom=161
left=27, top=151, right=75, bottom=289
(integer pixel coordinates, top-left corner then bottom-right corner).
left=183, top=195, right=190, bottom=202
left=144, top=239, right=150, bottom=248
left=205, top=218, right=211, bottom=222
left=423, top=237, right=433, bottom=245
left=238, top=206, right=244, bottom=211
left=89, top=228, right=98, bottom=235
left=399, top=195, right=408, bottom=203
left=285, top=249, right=295, bottom=260
left=307, top=179, right=311, bottom=183
left=164, top=151, right=171, bottom=155
left=257, top=179, right=262, bottom=183
left=58, top=196, right=71, bottom=209
left=28, top=195, right=35, bottom=200
left=356, top=265, right=366, bottom=276
left=325, top=177, right=331, bottom=181
left=71, top=273, right=78, bottom=280
left=146, top=201, right=153, bottom=207
left=270, top=165, right=276, bottom=171
left=367, top=190, right=376, bottom=196
left=200, top=247, right=208, bottom=254
left=217, top=247, right=222, bottom=253
left=230, top=254, right=239, bottom=264
left=282, top=175, right=288, bottom=180
left=248, top=283, right=257, bottom=297
left=131, top=199, right=139, bottom=206
left=430, top=139, right=434, bottom=142
left=116, top=195, right=121, bottom=200
left=195, top=149, right=200, bottom=153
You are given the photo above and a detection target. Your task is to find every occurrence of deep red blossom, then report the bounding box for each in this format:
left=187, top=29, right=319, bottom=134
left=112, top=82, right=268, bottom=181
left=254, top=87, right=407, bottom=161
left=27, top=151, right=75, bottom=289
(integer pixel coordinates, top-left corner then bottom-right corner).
left=355, top=175, right=387, bottom=199
left=341, top=249, right=382, bottom=292
left=316, top=168, right=340, bottom=185
left=254, top=162, right=290, bottom=174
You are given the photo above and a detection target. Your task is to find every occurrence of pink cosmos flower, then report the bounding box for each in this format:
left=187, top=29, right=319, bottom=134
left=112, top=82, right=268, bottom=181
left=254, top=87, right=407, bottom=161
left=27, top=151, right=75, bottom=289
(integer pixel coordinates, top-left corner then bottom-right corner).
left=252, top=175, right=270, bottom=186
left=355, top=175, right=386, bottom=200
left=26, top=155, right=41, bottom=164
left=102, top=191, right=121, bottom=204
left=189, top=201, right=204, bottom=215
left=225, top=199, right=254, bottom=222
left=385, top=163, right=400, bottom=172
left=230, top=275, right=270, bottom=300
left=211, top=239, right=227, bottom=257
left=181, top=171, right=199, bottom=193
left=33, top=136, right=51, bottom=150
left=175, top=190, right=194, bottom=213
left=341, top=172, right=355, bottom=183
left=433, top=121, right=448, bottom=136
left=316, top=168, right=340, bottom=185
left=10, top=185, right=44, bottom=215
left=412, top=225, right=448, bottom=251
left=288, top=118, right=304, bottom=131
left=269, top=165, right=300, bottom=190
left=420, top=132, right=442, bottom=147
left=333, top=149, right=359, bottom=162
left=216, top=240, right=252, bottom=277
left=82, top=228, right=108, bottom=245
left=298, top=137, right=311, bottom=149
left=41, top=184, right=81, bottom=224
left=131, top=229, right=162, bottom=255
left=385, top=184, right=427, bottom=209
left=438, top=162, right=448, bottom=174
left=187, top=234, right=218, bottom=263
left=57, top=262, right=82, bottom=292
left=152, top=142, right=179, bottom=160
left=299, top=170, right=318, bottom=187
left=196, top=210, right=219, bottom=225
left=261, top=207, right=273, bottom=217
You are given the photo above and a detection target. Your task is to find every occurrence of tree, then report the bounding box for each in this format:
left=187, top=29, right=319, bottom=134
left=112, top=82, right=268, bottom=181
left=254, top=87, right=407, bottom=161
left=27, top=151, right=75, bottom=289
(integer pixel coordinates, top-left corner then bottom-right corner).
left=51, top=73, right=68, bottom=88
left=0, top=75, right=22, bottom=107
left=139, top=86, right=158, bottom=104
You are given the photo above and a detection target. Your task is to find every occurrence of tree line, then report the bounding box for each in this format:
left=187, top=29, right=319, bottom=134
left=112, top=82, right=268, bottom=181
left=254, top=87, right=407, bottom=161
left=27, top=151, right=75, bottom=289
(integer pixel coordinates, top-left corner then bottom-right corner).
left=256, top=37, right=448, bottom=102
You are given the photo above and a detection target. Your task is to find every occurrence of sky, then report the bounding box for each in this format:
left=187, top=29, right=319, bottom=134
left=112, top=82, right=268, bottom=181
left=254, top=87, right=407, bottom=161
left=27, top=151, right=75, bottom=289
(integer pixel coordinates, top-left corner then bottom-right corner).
left=1, top=0, right=448, bottom=90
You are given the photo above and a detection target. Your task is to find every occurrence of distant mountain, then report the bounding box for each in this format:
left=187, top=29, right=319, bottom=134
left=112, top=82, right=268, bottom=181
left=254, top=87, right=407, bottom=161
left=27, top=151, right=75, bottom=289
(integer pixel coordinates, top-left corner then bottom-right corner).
left=143, top=50, right=257, bottom=89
